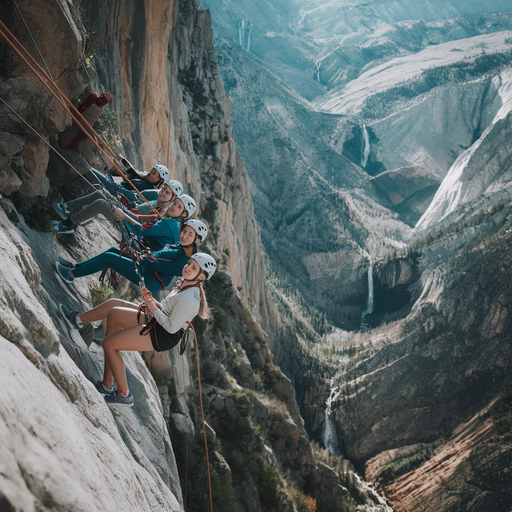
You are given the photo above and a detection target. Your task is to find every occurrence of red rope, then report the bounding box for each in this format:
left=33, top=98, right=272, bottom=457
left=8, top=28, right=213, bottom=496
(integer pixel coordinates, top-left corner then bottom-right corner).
left=0, top=19, right=162, bottom=218
left=190, top=322, right=213, bottom=511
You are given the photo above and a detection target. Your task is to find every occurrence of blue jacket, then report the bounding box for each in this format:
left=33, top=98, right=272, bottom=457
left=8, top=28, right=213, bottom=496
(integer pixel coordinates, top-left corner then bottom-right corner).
left=129, top=217, right=180, bottom=252
left=141, top=244, right=189, bottom=288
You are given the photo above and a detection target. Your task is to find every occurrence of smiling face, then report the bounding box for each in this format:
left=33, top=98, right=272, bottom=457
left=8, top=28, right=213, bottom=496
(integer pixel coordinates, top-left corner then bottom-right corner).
left=165, top=197, right=185, bottom=218
left=157, top=184, right=174, bottom=204
left=180, top=225, right=197, bottom=247
left=182, top=259, right=205, bottom=281
left=147, top=168, right=162, bottom=184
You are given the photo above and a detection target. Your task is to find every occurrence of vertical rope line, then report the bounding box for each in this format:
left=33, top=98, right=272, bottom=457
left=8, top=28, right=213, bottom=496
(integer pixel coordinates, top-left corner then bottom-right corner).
left=181, top=350, right=189, bottom=511
left=190, top=322, right=213, bottom=512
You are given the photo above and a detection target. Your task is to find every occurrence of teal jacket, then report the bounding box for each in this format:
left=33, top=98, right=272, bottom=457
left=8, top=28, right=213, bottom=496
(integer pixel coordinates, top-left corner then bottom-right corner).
left=129, top=217, right=180, bottom=252
left=141, top=244, right=189, bottom=288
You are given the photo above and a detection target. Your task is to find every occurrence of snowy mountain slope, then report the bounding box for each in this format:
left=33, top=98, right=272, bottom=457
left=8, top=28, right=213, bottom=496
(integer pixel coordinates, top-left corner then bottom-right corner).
left=312, top=31, right=512, bottom=114
left=415, top=67, right=512, bottom=230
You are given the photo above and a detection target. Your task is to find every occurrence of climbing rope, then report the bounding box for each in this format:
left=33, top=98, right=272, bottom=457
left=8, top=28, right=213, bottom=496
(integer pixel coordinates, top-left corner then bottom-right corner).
left=190, top=321, right=213, bottom=512
left=0, top=18, right=161, bottom=218
left=181, top=348, right=189, bottom=510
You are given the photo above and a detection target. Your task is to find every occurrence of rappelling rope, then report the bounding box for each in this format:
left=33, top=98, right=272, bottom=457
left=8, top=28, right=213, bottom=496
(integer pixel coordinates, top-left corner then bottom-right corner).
left=181, top=348, right=189, bottom=510
left=189, top=321, right=213, bottom=512
left=10, top=0, right=61, bottom=102
left=0, top=19, right=162, bottom=218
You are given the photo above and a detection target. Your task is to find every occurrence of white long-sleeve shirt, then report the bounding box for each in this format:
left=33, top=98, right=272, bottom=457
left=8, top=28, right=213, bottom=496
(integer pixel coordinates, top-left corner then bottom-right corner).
left=153, top=286, right=200, bottom=334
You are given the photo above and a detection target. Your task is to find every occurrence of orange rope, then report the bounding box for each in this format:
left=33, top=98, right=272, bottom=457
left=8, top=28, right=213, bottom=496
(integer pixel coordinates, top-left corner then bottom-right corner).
left=0, top=19, right=162, bottom=218
left=189, top=321, right=213, bottom=512
left=181, top=350, right=189, bottom=510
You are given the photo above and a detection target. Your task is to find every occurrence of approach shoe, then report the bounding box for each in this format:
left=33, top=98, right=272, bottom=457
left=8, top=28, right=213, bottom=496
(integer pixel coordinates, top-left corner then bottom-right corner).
left=58, top=256, right=74, bottom=268
left=50, top=220, right=74, bottom=235
left=52, top=202, right=70, bottom=220
left=95, top=380, right=115, bottom=397
left=58, top=303, right=82, bottom=330
left=105, top=390, right=134, bottom=408
left=55, top=262, right=74, bottom=284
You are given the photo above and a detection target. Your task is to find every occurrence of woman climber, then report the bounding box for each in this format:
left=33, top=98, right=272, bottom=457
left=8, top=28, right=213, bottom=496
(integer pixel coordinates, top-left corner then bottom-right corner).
left=117, top=193, right=196, bottom=251
left=86, top=163, right=169, bottom=207
left=54, top=218, right=207, bottom=295
left=50, top=179, right=183, bottom=235
left=58, top=252, right=217, bottom=407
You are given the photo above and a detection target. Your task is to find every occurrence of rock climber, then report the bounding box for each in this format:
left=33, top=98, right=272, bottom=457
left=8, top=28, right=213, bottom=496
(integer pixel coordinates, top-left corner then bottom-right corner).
left=58, top=252, right=217, bottom=407
left=54, top=212, right=203, bottom=296
left=59, top=92, right=112, bottom=151
left=50, top=179, right=183, bottom=235
left=86, top=163, right=170, bottom=208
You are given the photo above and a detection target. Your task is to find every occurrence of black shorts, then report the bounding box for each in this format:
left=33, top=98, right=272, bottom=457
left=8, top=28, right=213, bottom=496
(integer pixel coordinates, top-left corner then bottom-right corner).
left=149, top=321, right=184, bottom=352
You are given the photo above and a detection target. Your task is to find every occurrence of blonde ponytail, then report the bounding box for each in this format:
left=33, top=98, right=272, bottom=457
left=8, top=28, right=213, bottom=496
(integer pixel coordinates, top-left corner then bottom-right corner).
left=198, top=282, right=210, bottom=320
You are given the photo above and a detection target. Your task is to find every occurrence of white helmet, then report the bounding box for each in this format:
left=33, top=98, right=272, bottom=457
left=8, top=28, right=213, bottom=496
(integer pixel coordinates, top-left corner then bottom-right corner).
left=184, top=219, right=208, bottom=242
left=164, top=179, right=183, bottom=197
left=191, top=253, right=217, bottom=280
left=179, top=194, right=196, bottom=218
left=152, top=164, right=169, bottom=181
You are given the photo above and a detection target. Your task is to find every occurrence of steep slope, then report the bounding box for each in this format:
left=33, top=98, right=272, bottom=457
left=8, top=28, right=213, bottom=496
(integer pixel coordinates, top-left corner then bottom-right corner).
left=416, top=67, right=512, bottom=230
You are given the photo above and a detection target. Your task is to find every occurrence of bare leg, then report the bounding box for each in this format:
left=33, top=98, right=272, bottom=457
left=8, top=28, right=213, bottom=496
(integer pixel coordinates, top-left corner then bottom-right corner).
left=101, top=306, right=145, bottom=393
left=78, top=298, right=138, bottom=324
left=102, top=325, right=153, bottom=396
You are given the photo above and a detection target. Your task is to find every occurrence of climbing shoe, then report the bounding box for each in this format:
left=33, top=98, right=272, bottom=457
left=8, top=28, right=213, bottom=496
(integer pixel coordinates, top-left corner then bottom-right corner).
left=95, top=380, right=115, bottom=397
left=52, top=202, right=70, bottom=220
left=58, top=257, right=74, bottom=268
left=58, top=303, right=83, bottom=330
left=50, top=220, right=74, bottom=235
left=55, top=262, right=74, bottom=284
left=105, top=390, right=134, bottom=408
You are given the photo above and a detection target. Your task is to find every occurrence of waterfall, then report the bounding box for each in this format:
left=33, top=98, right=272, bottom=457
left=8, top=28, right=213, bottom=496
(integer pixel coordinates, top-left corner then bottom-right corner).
left=322, top=385, right=340, bottom=454
left=365, top=260, right=374, bottom=315
left=314, top=62, right=321, bottom=82
left=361, top=124, right=370, bottom=168
left=360, top=260, right=374, bottom=332
left=247, top=24, right=253, bottom=52
left=239, top=20, right=244, bottom=46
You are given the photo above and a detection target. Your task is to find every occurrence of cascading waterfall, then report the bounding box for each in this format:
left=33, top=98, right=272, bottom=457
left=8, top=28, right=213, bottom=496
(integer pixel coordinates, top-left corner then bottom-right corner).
left=238, top=20, right=253, bottom=51
left=361, top=124, right=370, bottom=168
left=360, top=260, right=374, bottom=332
left=239, top=20, right=245, bottom=46
left=322, top=384, right=340, bottom=454
left=314, top=62, right=321, bottom=82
